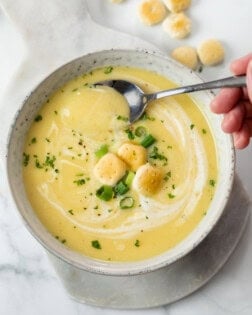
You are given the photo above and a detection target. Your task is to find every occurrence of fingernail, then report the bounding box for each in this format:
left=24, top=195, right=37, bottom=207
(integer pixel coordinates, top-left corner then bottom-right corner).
left=247, top=60, right=252, bottom=101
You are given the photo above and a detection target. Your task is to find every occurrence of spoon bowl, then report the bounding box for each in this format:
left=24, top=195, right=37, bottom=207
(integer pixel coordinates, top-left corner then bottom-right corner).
left=96, top=75, right=246, bottom=123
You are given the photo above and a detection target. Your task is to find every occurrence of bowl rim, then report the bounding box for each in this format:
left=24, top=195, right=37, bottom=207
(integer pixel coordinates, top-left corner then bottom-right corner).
left=7, top=48, right=235, bottom=276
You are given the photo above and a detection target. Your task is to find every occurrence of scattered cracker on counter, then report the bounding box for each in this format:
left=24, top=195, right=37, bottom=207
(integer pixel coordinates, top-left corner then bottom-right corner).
left=197, top=39, right=225, bottom=66
left=138, top=0, right=167, bottom=26
left=162, top=12, right=191, bottom=39
left=163, top=0, right=191, bottom=13
left=171, top=46, right=198, bottom=70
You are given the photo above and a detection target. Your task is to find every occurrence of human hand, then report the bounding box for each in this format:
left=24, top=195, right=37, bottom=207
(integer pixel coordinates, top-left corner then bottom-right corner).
left=210, top=54, right=252, bottom=149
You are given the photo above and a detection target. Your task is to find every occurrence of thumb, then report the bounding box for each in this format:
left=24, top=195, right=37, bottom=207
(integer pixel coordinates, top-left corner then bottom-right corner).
left=246, top=60, right=252, bottom=102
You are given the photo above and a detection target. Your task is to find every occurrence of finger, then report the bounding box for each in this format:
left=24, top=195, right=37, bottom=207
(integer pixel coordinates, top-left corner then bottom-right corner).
left=233, top=123, right=250, bottom=149
left=230, top=53, right=252, bottom=75
left=245, top=118, right=252, bottom=136
left=210, top=88, right=242, bottom=114
left=246, top=60, right=252, bottom=102
left=241, top=99, right=252, bottom=117
left=221, top=102, right=245, bottom=133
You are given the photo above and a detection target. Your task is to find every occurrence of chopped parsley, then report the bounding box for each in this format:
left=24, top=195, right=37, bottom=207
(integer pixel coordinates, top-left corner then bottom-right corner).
left=134, top=239, right=140, bottom=247
left=34, top=114, right=42, bottom=122
left=23, top=152, right=30, bottom=166
left=73, top=178, right=85, bottom=186
left=190, top=124, right=195, bottom=130
left=140, top=113, right=155, bottom=121
left=202, top=128, right=207, bottom=134
left=92, top=240, right=101, bottom=249
left=30, top=137, right=37, bottom=144
left=104, top=66, right=113, bottom=74
left=125, top=127, right=135, bottom=140
left=164, top=171, right=171, bottom=181
left=149, top=146, right=167, bottom=161
left=44, top=153, right=56, bottom=168
left=168, top=193, right=175, bottom=199
left=209, top=179, right=216, bottom=187
left=117, top=115, right=128, bottom=122
left=68, top=209, right=74, bottom=215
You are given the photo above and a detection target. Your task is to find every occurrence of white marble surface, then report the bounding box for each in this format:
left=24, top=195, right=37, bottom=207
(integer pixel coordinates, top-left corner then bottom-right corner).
left=0, top=0, right=252, bottom=314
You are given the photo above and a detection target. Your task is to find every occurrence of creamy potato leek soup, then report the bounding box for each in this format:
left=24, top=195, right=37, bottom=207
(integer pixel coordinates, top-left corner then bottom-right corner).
left=23, top=66, right=218, bottom=262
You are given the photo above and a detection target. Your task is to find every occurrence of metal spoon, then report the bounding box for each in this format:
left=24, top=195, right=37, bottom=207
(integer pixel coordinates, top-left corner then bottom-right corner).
left=96, top=75, right=246, bottom=123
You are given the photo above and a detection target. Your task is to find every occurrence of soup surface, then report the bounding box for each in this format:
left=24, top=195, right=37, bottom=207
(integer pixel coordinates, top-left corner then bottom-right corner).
left=23, top=66, right=217, bottom=262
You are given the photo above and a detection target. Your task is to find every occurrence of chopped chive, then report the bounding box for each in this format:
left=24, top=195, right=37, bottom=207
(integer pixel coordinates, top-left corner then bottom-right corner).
left=96, top=185, right=113, bottom=201
left=95, top=144, right=108, bottom=158
left=135, top=126, right=147, bottom=137
left=202, top=128, right=207, bottom=134
left=104, top=66, right=113, bottom=74
left=72, top=88, right=78, bottom=92
left=92, top=240, right=101, bottom=249
left=140, top=134, right=156, bottom=148
left=120, top=196, right=134, bottom=209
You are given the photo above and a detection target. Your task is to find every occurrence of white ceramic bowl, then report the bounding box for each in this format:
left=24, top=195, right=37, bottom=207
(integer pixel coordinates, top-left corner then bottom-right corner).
left=7, top=49, right=235, bottom=277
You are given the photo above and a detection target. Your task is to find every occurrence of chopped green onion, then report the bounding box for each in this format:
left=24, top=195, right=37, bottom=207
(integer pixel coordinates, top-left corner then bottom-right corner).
left=135, top=126, right=147, bottom=137
left=114, top=181, right=129, bottom=196
left=125, top=171, right=135, bottom=187
left=96, top=185, right=113, bottom=201
left=95, top=144, right=108, bottom=158
left=120, top=196, right=134, bottom=209
left=140, top=134, right=156, bottom=148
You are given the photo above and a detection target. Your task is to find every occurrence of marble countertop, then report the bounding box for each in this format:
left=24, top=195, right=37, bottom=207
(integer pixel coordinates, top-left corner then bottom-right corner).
left=0, top=0, right=252, bottom=314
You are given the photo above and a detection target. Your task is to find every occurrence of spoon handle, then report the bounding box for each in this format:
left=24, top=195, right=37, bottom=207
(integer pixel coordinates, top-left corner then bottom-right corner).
left=152, top=75, right=247, bottom=100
